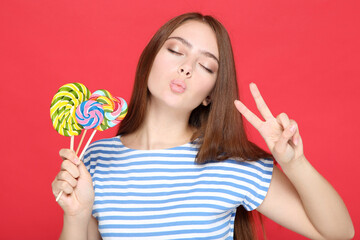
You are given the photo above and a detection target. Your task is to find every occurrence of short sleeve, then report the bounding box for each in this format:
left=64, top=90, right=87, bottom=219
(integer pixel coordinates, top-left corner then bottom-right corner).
left=241, top=158, right=274, bottom=211
left=82, top=142, right=96, bottom=178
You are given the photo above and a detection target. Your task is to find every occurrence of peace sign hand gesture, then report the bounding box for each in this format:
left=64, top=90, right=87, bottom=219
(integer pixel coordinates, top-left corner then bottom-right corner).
left=234, top=83, right=304, bottom=165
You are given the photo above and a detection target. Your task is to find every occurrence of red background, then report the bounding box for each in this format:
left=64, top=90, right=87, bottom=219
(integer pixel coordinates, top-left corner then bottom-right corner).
left=0, top=0, right=359, bottom=239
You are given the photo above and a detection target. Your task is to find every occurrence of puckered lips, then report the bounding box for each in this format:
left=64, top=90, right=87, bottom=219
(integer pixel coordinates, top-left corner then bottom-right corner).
left=170, top=79, right=187, bottom=93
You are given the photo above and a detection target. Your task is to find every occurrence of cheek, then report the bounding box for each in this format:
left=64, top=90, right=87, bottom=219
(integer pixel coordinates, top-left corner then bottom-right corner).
left=148, top=52, right=176, bottom=83
left=147, top=56, right=164, bottom=88
left=148, top=55, right=163, bottom=81
left=199, top=74, right=217, bottom=95
left=192, top=76, right=216, bottom=105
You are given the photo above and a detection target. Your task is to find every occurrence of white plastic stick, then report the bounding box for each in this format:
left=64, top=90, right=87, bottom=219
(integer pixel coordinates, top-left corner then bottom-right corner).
left=70, top=135, right=74, bottom=151
left=76, top=130, right=87, bottom=155
left=56, top=190, right=63, bottom=202
left=57, top=135, right=75, bottom=202
left=79, top=130, right=97, bottom=160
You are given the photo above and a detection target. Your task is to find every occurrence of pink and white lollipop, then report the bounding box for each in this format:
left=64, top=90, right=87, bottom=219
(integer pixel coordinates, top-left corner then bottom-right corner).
left=75, top=100, right=104, bottom=130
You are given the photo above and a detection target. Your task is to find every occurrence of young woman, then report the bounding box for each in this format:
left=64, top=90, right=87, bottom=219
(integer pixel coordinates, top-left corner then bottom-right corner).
left=52, top=12, right=354, bottom=240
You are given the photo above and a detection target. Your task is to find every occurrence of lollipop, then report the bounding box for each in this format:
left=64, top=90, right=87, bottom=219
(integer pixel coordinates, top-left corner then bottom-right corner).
left=51, top=83, right=91, bottom=202
left=50, top=83, right=91, bottom=137
left=89, top=90, right=128, bottom=131
left=72, top=100, right=103, bottom=153
left=108, top=96, right=128, bottom=125
left=75, top=100, right=104, bottom=130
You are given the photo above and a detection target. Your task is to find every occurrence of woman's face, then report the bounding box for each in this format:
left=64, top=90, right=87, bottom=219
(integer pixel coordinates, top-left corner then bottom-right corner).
left=147, top=20, right=219, bottom=112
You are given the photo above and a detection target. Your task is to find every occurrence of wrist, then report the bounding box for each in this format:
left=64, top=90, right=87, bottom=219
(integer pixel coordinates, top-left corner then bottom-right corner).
left=63, top=201, right=94, bottom=217
left=279, top=154, right=307, bottom=172
left=64, top=210, right=92, bottom=225
left=61, top=213, right=91, bottom=240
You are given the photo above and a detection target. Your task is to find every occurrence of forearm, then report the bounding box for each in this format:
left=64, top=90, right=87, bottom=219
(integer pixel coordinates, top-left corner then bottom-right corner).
left=59, top=213, right=91, bottom=240
left=280, top=155, right=354, bottom=239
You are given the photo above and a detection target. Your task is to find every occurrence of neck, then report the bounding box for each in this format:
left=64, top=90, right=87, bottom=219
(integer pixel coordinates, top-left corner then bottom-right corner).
left=122, top=99, right=195, bottom=150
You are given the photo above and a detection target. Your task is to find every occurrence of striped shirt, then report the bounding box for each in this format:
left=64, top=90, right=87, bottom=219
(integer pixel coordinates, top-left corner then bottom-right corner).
left=83, top=136, right=274, bottom=240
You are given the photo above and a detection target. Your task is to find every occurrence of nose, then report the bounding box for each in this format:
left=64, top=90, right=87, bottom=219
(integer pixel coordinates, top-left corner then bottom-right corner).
left=178, top=64, right=192, bottom=77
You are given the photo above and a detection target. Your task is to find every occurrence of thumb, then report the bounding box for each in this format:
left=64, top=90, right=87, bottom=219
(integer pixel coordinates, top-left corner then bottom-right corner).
left=78, top=161, right=90, bottom=178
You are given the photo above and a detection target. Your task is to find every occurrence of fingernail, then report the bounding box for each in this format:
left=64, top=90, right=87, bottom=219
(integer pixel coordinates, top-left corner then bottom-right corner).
left=290, top=125, right=296, bottom=132
left=294, top=137, right=298, bottom=146
left=74, top=157, right=80, bottom=164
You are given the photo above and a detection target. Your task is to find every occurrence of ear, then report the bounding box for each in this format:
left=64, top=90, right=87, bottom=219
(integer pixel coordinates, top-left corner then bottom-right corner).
left=202, top=96, right=211, bottom=106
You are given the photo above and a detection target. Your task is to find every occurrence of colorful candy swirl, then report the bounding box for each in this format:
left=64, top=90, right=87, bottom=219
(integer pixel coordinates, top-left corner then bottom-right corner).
left=89, top=90, right=128, bottom=131
left=75, top=100, right=104, bottom=130
left=50, top=83, right=91, bottom=136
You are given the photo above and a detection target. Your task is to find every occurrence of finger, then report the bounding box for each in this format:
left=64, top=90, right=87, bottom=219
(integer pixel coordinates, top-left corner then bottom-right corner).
left=276, top=113, right=290, bottom=130
left=293, top=131, right=302, bottom=147
left=59, top=181, right=74, bottom=195
left=277, top=116, right=300, bottom=146
left=56, top=170, right=78, bottom=188
left=234, top=100, right=263, bottom=129
left=249, top=83, right=274, bottom=121
left=51, top=179, right=59, bottom=198
left=293, top=131, right=301, bottom=146
left=275, top=123, right=297, bottom=153
left=78, top=161, right=90, bottom=178
left=61, top=160, right=80, bottom=179
left=289, top=120, right=301, bottom=146
left=53, top=180, right=74, bottom=196
left=59, top=149, right=80, bottom=165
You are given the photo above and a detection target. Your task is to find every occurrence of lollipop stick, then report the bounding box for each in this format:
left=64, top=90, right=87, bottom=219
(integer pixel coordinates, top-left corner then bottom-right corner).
left=76, top=130, right=87, bottom=155
left=79, top=130, right=97, bottom=160
left=70, top=135, right=74, bottom=151
left=58, top=135, right=76, bottom=202
left=56, top=190, right=63, bottom=202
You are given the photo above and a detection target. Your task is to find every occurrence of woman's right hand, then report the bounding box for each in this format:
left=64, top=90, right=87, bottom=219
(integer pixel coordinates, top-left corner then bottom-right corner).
left=52, top=149, right=95, bottom=217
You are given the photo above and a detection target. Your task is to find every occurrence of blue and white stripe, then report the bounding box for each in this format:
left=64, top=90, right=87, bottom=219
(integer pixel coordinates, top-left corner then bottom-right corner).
left=84, top=136, right=273, bottom=240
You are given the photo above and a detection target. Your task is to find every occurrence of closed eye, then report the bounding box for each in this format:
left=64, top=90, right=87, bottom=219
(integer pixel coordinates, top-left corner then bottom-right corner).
left=167, top=48, right=182, bottom=55
left=200, top=64, right=214, bottom=74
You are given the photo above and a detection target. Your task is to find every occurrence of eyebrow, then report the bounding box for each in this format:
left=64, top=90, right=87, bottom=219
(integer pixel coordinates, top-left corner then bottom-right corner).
left=167, top=36, right=219, bottom=64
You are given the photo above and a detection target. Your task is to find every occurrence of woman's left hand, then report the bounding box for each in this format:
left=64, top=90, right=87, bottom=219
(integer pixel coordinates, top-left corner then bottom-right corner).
left=234, top=83, right=304, bottom=165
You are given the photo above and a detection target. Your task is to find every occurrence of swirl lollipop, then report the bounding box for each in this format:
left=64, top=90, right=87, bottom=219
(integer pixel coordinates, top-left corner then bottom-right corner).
left=51, top=83, right=91, bottom=202
left=107, top=96, right=128, bottom=126
left=50, top=83, right=90, bottom=135
left=76, top=100, right=104, bottom=130
left=73, top=100, right=105, bottom=155
left=50, top=83, right=91, bottom=149
left=89, top=90, right=128, bottom=131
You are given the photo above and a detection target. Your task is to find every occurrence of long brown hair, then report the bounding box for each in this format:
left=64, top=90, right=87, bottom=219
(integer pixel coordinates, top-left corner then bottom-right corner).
left=117, top=12, right=272, bottom=240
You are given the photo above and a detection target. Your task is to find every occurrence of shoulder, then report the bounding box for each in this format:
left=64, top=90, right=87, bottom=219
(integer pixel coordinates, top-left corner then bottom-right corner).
left=230, top=158, right=274, bottom=211
left=85, top=136, right=121, bottom=153
left=218, top=157, right=274, bottom=175
left=83, top=136, right=122, bottom=161
left=202, top=157, right=274, bottom=189
left=82, top=136, right=122, bottom=173
left=88, top=135, right=121, bottom=148
left=202, top=157, right=274, bottom=211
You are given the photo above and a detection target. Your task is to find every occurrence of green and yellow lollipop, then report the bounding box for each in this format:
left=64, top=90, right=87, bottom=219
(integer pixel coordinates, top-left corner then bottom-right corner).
left=50, top=83, right=91, bottom=137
